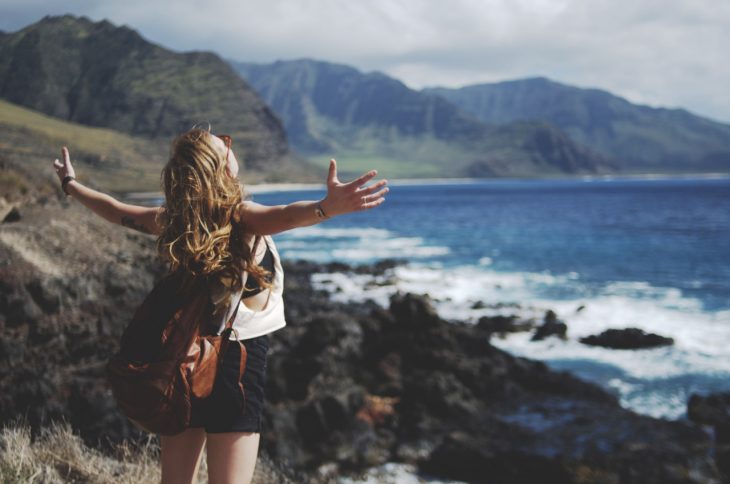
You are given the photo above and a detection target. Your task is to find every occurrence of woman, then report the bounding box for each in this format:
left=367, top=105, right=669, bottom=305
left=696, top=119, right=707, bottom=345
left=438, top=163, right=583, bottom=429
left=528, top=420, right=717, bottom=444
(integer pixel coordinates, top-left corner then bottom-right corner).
left=51, top=128, right=388, bottom=484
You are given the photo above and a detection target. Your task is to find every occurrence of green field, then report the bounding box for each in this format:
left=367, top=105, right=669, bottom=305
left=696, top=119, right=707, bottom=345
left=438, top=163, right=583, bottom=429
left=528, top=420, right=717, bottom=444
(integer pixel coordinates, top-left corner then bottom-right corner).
left=0, top=99, right=167, bottom=194
left=0, top=99, right=311, bottom=198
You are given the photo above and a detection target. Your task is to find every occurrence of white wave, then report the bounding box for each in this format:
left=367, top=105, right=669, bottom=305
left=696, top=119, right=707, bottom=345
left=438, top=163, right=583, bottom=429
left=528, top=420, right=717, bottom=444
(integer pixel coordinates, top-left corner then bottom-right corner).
left=613, top=384, right=698, bottom=420
left=279, top=226, right=392, bottom=239
left=607, top=378, right=640, bottom=395
left=282, top=246, right=450, bottom=263
left=339, top=462, right=466, bottom=484
left=280, top=250, right=338, bottom=262
left=274, top=227, right=450, bottom=262
left=310, top=262, right=730, bottom=420
left=331, top=246, right=450, bottom=261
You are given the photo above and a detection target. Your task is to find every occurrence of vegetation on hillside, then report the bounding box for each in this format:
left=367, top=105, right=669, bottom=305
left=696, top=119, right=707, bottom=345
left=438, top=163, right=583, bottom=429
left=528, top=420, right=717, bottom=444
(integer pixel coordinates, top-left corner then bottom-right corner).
left=0, top=99, right=319, bottom=200
left=0, top=419, right=165, bottom=484
left=0, top=15, right=320, bottom=183
left=0, top=419, right=297, bottom=483
left=427, top=77, right=730, bottom=172
left=231, top=59, right=614, bottom=178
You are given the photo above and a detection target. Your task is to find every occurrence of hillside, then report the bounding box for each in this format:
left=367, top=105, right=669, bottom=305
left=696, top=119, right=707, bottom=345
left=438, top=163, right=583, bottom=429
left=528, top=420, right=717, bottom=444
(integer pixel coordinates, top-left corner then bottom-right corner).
left=426, top=77, right=730, bottom=172
left=230, top=59, right=614, bottom=178
left=0, top=98, right=166, bottom=196
left=0, top=99, right=320, bottom=211
left=0, top=15, right=317, bottom=179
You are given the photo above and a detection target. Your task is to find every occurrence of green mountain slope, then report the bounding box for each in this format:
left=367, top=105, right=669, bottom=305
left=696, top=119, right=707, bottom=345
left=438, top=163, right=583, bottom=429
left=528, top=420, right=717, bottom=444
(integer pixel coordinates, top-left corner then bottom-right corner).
left=0, top=15, right=313, bottom=178
left=426, top=77, right=730, bottom=172
left=230, top=59, right=613, bottom=178
left=0, top=97, right=170, bottom=202
left=0, top=98, right=317, bottom=206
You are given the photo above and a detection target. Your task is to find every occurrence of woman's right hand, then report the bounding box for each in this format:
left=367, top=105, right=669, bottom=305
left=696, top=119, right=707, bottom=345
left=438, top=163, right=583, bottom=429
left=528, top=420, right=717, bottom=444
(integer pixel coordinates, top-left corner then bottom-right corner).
left=52, top=146, right=77, bottom=185
left=320, top=159, right=389, bottom=217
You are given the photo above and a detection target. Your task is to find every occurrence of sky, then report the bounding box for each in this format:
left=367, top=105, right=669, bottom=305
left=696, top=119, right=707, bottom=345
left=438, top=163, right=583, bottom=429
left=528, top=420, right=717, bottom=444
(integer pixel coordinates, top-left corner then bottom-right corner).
left=2, top=0, right=729, bottom=124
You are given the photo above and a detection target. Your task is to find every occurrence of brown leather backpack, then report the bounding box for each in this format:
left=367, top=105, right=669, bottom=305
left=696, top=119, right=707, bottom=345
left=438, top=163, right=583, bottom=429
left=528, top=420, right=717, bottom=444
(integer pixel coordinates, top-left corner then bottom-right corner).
left=106, top=266, right=248, bottom=436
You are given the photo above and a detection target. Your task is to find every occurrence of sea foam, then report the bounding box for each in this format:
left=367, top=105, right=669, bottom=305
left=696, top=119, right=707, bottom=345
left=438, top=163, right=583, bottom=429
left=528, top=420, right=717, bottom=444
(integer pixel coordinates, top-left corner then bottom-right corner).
left=276, top=226, right=450, bottom=262
left=276, top=225, right=730, bottom=420
left=313, top=267, right=730, bottom=421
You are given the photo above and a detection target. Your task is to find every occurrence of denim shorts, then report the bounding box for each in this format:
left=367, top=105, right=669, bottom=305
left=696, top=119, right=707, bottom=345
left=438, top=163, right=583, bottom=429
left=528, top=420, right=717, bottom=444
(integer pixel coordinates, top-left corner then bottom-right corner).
left=188, top=334, right=269, bottom=433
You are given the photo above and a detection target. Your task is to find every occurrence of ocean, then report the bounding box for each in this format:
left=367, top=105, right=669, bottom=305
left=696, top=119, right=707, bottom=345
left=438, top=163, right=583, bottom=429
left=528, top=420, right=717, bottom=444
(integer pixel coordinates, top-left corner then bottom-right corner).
left=253, top=175, right=730, bottom=422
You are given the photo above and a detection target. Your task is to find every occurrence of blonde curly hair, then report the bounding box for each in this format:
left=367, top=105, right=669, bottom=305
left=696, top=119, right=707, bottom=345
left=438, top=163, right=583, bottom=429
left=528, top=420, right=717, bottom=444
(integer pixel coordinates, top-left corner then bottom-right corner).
left=156, top=127, right=272, bottom=299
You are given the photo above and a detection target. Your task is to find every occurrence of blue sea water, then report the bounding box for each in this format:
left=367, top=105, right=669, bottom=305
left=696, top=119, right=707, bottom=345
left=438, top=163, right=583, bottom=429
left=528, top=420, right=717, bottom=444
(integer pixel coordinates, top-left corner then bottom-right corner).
left=254, top=176, right=730, bottom=421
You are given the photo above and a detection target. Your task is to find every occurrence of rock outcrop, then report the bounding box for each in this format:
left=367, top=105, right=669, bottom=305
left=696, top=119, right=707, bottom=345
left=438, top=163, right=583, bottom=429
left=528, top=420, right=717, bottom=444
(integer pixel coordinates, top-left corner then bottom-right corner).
left=531, top=309, right=568, bottom=341
left=688, top=391, right=730, bottom=482
left=579, top=327, right=675, bottom=349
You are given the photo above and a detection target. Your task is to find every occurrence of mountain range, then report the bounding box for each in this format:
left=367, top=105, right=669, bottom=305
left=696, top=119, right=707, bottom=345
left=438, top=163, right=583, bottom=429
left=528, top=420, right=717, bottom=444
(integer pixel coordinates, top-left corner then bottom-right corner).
left=426, top=78, right=730, bottom=172
left=0, top=14, right=313, bottom=186
left=1, top=15, right=728, bottom=187
left=231, top=59, right=614, bottom=178
left=232, top=59, right=730, bottom=177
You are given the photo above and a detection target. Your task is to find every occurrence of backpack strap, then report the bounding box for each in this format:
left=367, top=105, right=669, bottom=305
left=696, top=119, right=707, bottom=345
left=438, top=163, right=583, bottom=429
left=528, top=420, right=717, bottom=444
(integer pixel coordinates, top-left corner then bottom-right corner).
left=235, top=342, right=247, bottom=410
left=215, top=235, right=262, bottom=397
left=217, top=285, right=245, bottom=365
left=211, top=336, right=248, bottom=410
left=239, top=234, right=263, bottom=298
left=217, top=290, right=249, bottom=410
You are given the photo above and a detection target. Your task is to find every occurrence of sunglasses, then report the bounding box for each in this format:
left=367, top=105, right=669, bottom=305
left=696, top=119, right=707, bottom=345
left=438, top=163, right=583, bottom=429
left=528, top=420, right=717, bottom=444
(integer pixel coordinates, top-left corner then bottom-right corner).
left=216, top=134, right=232, bottom=162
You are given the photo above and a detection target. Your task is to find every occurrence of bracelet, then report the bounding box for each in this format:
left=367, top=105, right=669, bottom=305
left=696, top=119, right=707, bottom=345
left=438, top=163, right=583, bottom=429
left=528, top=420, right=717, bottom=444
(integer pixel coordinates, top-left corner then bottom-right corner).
left=61, top=175, right=76, bottom=196
left=315, top=201, right=330, bottom=220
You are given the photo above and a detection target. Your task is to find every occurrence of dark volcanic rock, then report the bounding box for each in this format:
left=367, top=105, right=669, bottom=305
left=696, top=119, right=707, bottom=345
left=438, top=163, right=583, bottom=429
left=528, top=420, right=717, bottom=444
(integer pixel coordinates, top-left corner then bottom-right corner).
left=688, top=392, right=730, bottom=456
left=389, top=291, right=442, bottom=329
left=687, top=392, right=730, bottom=482
left=263, top=288, right=718, bottom=482
left=25, top=278, right=62, bottom=313
left=295, top=311, right=363, bottom=358
left=2, top=206, right=20, bottom=223
left=0, top=201, right=167, bottom=448
left=580, top=327, right=675, bottom=349
left=531, top=309, right=568, bottom=341
left=476, top=314, right=535, bottom=335
left=688, top=392, right=730, bottom=437
left=420, top=431, right=573, bottom=484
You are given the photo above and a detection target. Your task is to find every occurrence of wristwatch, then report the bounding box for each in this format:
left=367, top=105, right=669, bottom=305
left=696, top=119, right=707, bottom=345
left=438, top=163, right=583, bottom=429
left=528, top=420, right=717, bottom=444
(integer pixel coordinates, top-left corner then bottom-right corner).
left=315, top=201, right=329, bottom=220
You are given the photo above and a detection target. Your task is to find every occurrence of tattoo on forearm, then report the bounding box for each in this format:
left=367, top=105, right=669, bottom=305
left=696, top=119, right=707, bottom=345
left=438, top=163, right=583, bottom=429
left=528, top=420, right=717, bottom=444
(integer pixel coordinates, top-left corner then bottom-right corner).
left=121, top=216, right=151, bottom=234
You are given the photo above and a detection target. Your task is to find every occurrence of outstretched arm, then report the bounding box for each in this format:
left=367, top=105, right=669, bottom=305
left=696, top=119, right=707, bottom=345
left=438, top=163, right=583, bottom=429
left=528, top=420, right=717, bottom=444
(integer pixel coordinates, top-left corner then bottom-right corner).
left=240, top=158, right=389, bottom=235
left=52, top=146, right=163, bottom=235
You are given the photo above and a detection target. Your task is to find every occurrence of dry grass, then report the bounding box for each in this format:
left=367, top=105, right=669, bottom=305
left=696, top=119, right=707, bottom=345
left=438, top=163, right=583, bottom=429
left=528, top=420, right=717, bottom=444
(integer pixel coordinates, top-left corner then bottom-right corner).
left=0, top=420, right=205, bottom=484
left=0, top=419, right=305, bottom=483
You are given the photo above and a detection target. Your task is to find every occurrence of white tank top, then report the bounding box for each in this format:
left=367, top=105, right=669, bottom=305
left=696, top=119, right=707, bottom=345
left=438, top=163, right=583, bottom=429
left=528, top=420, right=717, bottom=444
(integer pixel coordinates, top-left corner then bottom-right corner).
left=211, top=235, right=287, bottom=340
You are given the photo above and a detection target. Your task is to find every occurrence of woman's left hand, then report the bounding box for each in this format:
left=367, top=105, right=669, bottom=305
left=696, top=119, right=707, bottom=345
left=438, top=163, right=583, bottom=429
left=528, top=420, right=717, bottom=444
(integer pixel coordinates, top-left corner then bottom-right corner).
left=52, top=146, right=76, bottom=184
left=320, top=159, right=389, bottom=217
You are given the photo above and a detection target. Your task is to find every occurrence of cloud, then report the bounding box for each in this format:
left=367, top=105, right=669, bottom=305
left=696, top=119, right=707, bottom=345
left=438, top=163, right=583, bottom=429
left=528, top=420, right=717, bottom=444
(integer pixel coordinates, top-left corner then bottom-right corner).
left=1, top=0, right=729, bottom=123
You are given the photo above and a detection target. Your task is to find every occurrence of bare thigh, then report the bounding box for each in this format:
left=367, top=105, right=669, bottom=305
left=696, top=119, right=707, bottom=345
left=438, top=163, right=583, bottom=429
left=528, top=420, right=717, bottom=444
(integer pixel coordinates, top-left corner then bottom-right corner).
left=206, top=431, right=261, bottom=484
left=160, top=427, right=207, bottom=484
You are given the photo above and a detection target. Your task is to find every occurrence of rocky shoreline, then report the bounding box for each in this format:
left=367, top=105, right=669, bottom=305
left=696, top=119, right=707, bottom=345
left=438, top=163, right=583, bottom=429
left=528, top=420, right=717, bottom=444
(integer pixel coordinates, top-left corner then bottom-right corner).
left=1, top=194, right=728, bottom=483
left=271, top=261, right=725, bottom=483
